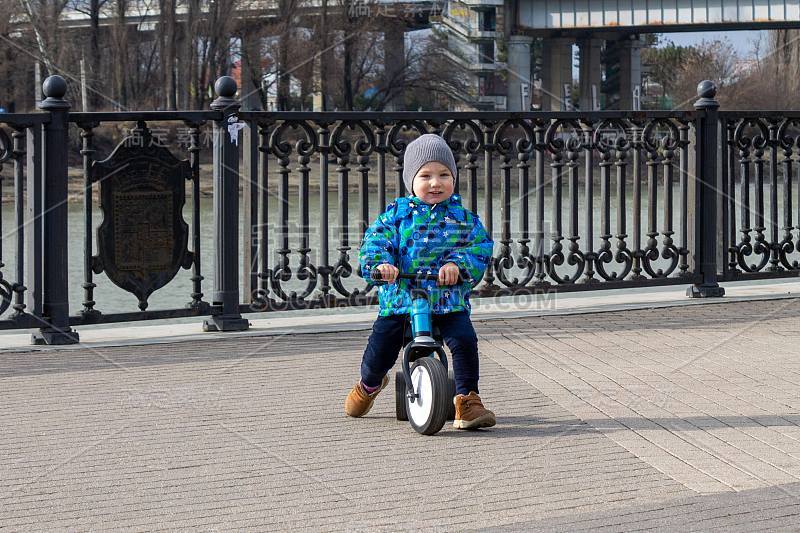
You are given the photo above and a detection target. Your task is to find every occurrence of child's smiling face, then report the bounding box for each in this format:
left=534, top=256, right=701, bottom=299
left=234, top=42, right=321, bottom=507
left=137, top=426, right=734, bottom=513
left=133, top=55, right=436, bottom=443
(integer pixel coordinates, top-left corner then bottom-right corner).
left=412, top=162, right=455, bottom=205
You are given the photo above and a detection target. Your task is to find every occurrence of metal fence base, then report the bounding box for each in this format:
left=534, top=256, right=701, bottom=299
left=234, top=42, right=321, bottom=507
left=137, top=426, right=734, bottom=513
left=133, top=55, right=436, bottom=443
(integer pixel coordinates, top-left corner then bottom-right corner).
left=202, top=316, right=250, bottom=332
left=686, top=284, right=726, bottom=298
left=31, top=329, right=80, bottom=345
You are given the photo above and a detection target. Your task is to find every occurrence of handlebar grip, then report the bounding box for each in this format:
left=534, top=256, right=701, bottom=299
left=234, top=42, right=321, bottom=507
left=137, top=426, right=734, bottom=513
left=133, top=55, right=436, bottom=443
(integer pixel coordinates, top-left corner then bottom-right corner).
left=370, top=268, right=471, bottom=284
left=398, top=273, right=440, bottom=281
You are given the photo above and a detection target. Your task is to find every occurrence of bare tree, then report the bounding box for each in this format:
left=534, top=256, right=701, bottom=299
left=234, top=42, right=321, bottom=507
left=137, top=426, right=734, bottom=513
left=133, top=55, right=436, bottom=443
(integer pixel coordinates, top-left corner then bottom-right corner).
left=193, top=0, right=239, bottom=108
left=647, top=34, right=800, bottom=110
left=239, top=23, right=264, bottom=107
left=183, top=0, right=199, bottom=108
left=668, top=39, right=739, bottom=109
left=642, top=40, right=693, bottom=101
left=381, top=27, right=471, bottom=111
left=17, top=0, right=70, bottom=74
left=254, top=0, right=308, bottom=110
left=333, top=0, right=392, bottom=110
left=316, top=0, right=330, bottom=109
left=0, top=0, right=32, bottom=110
left=68, top=0, right=108, bottom=108
left=761, top=29, right=800, bottom=108
left=770, top=30, right=800, bottom=93
left=0, top=0, right=471, bottom=111
left=276, top=0, right=299, bottom=110
left=110, top=0, right=128, bottom=108
left=159, top=0, right=177, bottom=109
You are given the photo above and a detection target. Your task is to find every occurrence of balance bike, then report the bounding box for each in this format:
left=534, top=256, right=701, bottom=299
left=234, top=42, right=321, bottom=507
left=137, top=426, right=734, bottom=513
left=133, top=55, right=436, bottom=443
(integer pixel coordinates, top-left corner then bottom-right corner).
left=371, top=270, right=457, bottom=435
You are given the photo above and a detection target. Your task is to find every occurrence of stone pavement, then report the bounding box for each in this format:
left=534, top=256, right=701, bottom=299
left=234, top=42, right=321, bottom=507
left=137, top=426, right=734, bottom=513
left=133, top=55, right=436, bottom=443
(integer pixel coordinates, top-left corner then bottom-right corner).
left=2, top=298, right=800, bottom=530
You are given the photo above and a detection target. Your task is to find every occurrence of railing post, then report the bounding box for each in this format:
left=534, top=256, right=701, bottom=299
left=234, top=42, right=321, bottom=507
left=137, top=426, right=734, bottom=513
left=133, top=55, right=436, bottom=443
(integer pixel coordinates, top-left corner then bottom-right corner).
left=241, top=118, right=259, bottom=307
left=203, top=76, right=250, bottom=332
left=687, top=80, right=725, bottom=298
left=26, top=112, right=43, bottom=320
left=32, top=76, right=80, bottom=344
left=240, top=30, right=261, bottom=305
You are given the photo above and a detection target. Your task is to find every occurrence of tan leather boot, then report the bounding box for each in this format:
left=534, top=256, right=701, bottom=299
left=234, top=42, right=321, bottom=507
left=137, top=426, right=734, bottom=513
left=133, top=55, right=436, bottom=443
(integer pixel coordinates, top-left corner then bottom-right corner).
left=453, top=391, right=496, bottom=429
left=344, top=375, right=389, bottom=417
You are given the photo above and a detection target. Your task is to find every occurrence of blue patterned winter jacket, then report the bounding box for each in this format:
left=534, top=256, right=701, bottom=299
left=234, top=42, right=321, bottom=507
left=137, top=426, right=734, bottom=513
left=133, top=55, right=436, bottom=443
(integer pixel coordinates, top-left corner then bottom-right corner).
left=358, top=194, right=494, bottom=316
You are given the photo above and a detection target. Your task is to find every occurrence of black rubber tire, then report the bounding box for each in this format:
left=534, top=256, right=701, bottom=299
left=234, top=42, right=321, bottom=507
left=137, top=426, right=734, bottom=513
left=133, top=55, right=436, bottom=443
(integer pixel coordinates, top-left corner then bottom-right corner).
left=395, top=370, right=408, bottom=421
left=405, top=357, right=450, bottom=435
left=447, top=367, right=456, bottom=421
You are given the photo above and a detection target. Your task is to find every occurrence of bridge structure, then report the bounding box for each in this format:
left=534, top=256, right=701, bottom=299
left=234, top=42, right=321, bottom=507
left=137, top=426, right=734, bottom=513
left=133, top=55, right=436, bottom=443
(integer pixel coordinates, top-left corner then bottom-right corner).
left=447, top=0, right=800, bottom=111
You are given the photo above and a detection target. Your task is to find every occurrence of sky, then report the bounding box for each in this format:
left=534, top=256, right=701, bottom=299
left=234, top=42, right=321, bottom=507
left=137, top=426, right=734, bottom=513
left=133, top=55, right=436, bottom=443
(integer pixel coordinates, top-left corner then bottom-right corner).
left=660, top=30, right=767, bottom=57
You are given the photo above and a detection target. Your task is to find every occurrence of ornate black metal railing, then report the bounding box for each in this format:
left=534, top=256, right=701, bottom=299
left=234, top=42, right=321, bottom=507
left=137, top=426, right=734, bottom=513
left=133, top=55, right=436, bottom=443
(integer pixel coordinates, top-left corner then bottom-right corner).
left=238, top=109, right=701, bottom=310
left=0, top=112, right=51, bottom=326
left=720, top=111, right=800, bottom=280
left=0, top=76, right=795, bottom=344
left=70, top=112, right=216, bottom=322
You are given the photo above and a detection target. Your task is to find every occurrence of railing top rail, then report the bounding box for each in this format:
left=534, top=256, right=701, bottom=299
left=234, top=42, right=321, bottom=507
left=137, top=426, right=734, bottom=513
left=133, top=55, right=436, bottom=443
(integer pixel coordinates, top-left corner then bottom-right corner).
left=238, top=110, right=698, bottom=122
left=68, top=110, right=221, bottom=124
left=719, top=110, right=800, bottom=119
left=0, top=113, right=51, bottom=127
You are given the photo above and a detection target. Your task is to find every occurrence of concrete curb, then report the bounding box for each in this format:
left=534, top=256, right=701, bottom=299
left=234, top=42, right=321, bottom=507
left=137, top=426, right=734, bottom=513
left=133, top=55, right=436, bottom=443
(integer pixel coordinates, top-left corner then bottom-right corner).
left=1, top=279, right=798, bottom=352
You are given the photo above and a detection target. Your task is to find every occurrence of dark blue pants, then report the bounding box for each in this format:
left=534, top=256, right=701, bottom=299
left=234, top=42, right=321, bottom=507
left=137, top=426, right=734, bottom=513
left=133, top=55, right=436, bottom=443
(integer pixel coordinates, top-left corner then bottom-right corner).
left=360, top=311, right=480, bottom=395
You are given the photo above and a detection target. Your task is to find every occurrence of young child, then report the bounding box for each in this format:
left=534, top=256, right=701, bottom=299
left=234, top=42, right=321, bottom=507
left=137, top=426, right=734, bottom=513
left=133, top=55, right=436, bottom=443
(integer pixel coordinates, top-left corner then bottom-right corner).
left=344, top=134, right=496, bottom=430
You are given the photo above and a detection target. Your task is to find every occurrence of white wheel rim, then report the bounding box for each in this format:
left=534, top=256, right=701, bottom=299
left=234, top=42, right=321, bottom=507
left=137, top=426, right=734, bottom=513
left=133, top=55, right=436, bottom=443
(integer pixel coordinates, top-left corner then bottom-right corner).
left=407, top=364, right=433, bottom=427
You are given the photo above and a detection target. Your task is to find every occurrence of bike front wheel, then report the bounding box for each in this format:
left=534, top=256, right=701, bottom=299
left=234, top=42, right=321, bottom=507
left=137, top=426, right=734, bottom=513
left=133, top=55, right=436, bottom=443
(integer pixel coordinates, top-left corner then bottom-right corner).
left=406, top=357, right=450, bottom=435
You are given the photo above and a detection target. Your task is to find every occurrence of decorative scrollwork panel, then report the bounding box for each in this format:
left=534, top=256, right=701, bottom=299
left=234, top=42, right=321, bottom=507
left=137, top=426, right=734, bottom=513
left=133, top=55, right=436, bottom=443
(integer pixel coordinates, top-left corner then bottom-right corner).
left=237, top=111, right=708, bottom=313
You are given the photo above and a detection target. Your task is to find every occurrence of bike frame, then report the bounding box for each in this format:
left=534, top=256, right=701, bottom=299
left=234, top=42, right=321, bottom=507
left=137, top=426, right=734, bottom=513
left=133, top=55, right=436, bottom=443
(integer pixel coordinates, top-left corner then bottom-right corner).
left=370, top=271, right=451, bottom=400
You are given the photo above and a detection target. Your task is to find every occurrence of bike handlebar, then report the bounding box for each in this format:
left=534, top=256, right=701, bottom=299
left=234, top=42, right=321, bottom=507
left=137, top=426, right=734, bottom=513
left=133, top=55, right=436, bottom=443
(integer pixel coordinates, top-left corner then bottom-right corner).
left=370, top=270, right=467, bottom=283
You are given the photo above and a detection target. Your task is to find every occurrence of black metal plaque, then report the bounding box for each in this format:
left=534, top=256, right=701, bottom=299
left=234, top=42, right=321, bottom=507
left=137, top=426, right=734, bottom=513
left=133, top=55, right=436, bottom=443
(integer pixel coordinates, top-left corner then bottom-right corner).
left=92, top=126, right=192, bottom=310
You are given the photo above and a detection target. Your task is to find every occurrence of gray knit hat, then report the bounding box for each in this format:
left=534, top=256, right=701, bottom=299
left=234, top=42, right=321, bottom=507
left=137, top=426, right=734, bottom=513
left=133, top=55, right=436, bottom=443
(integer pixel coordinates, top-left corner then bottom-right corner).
left=402, top=134, right=457, bottom=194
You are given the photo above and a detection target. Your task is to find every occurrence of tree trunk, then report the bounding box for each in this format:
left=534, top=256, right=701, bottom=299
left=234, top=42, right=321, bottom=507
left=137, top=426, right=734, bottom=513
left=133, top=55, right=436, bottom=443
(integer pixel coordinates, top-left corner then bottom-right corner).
left=767, top=30, right=800, bottom=107
left=200, top=0, right=220, bottom=109
left=241, top=27, right=264, bottom=109
left=19, top=0, right=55, bottom=74
left=89, top=0, right=101, bottom=108
left=276, top=0, right=292, bottom=110
left=165, top=0, right=177, bottom=109
left=114, top=0, right=128, bottom=108
left=342, top=36, right=355, bottom=111
left=277, top=33, right=290, bottom=110
left=186, top=0, right=199, bottom=108
left=343, top=30, right=354, bottom=110
left=318, top=0, right=329, bottom=110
